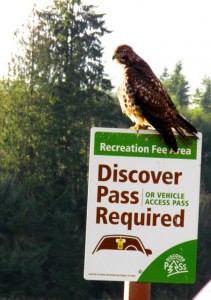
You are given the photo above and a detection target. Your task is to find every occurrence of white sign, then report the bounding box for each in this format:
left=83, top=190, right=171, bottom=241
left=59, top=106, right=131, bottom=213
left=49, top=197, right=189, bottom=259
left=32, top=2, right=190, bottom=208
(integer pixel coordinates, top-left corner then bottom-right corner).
left=84, top=128, right=202, bottom=283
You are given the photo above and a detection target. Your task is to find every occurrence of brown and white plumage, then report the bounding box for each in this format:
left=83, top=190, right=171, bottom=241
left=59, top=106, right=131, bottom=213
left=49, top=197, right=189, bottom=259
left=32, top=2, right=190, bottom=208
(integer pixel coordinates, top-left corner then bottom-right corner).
left=112, top=44, right=198, bottom=152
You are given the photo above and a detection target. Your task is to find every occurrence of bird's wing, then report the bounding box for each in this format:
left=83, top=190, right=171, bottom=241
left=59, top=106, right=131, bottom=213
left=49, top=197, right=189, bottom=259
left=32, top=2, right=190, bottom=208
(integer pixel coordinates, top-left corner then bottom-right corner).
left=125, top=66, right=179, bottom=151
left=125, top=66, right=177, bottom=120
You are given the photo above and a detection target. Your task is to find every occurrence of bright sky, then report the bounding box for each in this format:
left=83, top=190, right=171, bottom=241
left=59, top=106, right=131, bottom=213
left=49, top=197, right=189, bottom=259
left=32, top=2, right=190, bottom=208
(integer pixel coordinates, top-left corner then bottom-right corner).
left=1, top=0, right=211, bottom=92
left=0, top=0, right=49, bottom=77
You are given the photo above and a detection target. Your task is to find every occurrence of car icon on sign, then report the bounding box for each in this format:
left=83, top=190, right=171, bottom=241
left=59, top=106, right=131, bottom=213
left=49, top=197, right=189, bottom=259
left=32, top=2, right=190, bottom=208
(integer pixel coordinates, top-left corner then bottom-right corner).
left=92, top=234, right=152, bottom=256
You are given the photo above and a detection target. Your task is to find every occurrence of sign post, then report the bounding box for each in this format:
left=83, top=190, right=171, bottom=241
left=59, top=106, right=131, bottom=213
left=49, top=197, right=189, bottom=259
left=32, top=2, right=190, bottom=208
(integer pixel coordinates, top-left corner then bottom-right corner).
left=124, top=282, right=151, bottom=300
left=84, top=128, right=202, bottom=295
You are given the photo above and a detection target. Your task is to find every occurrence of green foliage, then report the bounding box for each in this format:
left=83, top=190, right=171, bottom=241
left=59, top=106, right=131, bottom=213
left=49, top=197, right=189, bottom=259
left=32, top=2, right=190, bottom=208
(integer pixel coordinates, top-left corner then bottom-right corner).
left=160, top=61, right=190, bottom=108
left=154, top=65, right=211, bottom=299
left=0, top=1, right=123, bottom=299
left=161, top=63, right=211, bottom=194
left=192, top=76, right=211, bottom=113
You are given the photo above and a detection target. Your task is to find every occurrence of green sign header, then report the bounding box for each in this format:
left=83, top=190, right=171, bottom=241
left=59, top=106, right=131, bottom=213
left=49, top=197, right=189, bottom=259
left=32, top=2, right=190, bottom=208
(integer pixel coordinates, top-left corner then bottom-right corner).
left=94, top=131, right=197, bottom=159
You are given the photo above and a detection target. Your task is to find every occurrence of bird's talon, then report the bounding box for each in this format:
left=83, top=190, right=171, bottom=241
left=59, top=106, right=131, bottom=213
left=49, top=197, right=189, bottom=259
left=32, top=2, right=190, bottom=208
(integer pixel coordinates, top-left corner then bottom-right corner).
left=130, top=124, right=150, bottom=130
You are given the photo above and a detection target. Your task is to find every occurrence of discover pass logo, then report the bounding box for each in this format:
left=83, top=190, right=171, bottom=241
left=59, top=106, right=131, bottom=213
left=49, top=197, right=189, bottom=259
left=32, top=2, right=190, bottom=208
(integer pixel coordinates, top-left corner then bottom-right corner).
left=164, top=254, right=188, bottom=277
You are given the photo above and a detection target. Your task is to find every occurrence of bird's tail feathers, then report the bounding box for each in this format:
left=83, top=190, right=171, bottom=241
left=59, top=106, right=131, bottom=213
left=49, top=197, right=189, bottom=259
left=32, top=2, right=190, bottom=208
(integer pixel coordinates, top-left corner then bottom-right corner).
left=142, top=109, right=178, bottom=152
left=175, top=114, right=198, bottom=145
left=174, top=126, right=190, bottom=145
left=177, top=114, right=197, bottom=134
left=156, top=126, right=178, bottom=152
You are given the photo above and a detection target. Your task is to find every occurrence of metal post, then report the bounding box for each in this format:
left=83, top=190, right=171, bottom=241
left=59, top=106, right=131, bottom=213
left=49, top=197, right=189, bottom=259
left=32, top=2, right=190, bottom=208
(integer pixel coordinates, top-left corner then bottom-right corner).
left=124, top=281, right=151, bottom=300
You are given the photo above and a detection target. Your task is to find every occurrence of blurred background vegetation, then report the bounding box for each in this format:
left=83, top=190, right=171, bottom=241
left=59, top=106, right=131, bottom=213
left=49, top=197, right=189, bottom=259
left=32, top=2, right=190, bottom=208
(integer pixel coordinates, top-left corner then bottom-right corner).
left=0, top=0, right=210, bottom=299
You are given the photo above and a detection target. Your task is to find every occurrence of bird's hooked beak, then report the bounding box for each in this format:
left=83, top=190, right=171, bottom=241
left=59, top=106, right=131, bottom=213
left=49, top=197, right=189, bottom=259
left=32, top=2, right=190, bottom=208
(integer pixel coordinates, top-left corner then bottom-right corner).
left=112, top=50, right=127, bottom=64
left=112, top=53, right=117, bottom=60
left=112, top=52, right=122, bottom=63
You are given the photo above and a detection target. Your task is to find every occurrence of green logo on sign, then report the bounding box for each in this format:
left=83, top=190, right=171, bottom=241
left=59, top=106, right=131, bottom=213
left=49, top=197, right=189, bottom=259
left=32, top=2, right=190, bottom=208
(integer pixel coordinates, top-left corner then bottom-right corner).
left=138, top=240, right=197, bottom=284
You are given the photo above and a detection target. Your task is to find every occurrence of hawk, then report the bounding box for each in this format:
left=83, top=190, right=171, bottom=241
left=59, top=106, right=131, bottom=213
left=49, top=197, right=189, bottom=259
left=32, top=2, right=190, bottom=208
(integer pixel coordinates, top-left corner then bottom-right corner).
left=112, top=44, right=198, bottom=152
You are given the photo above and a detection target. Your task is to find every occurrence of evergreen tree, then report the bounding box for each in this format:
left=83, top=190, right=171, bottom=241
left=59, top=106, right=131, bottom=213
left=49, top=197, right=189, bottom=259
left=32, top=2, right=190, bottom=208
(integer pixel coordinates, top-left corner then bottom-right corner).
left=193, top=76, right=211, bottom=113
left=160, top=66, right=169, bottom=82
left=0, top=1, right=122, bottom=298
left=161, top=61, right=190, bottom=107
left=201, top=77, right=211, bottom=112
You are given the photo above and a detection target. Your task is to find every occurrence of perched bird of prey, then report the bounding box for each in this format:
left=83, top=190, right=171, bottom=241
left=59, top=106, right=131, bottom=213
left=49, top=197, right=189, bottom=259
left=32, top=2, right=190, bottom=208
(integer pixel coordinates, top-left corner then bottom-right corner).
left=112, top=44, right=198, bottom=152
